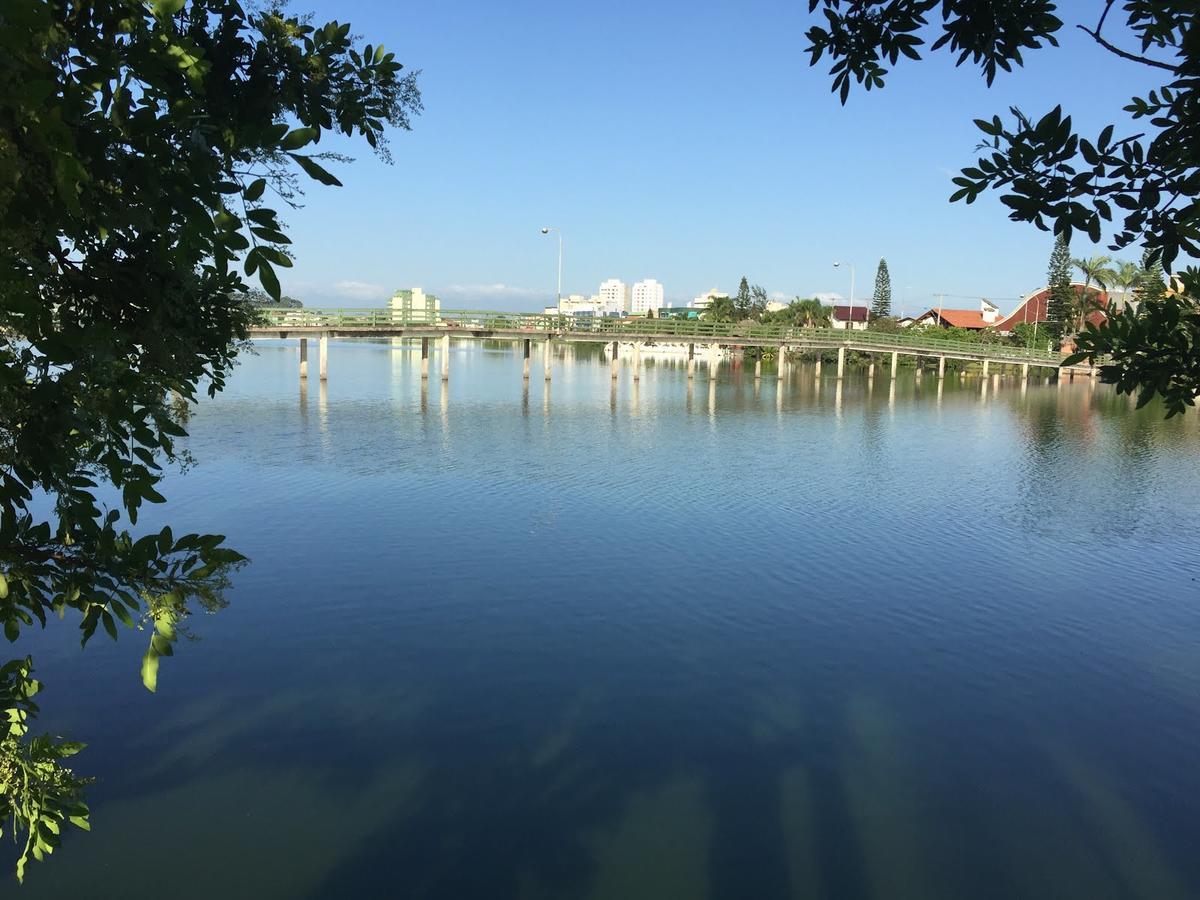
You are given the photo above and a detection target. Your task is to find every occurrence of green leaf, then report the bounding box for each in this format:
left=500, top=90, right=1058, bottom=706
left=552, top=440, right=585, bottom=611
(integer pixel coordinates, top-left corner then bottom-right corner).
left=151, top=633, right=174, bottom=657
left=290, top=154, right=342, bottom=187
left=256, top=246, right=293, bottom=267
left=244, top=178, right=266, bottom=202
left=141, top=647, right=159, bottom=693
left=258, top=260, right=281, bottom=301
left=101, top=610, right=118, bottom=641
left=153, top=0, right=185, bottom=16
left=0, top=572, right=7, bottom=599
left=280, top=127, right=318, bottom=151
left=4, top=618, right=18, bottom=642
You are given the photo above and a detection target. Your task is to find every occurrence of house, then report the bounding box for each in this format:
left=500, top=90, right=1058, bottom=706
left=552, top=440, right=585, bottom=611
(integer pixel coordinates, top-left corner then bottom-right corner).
left=830, top=305, right=869, bottom=331
left=912, top=298, right=1001, bottom=330
left=994, top=282, right=1108, bottom=334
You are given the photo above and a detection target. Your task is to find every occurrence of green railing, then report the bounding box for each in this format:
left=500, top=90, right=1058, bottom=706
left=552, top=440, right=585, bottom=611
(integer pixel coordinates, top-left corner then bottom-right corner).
left=253, top=308, right=1063, bottom=362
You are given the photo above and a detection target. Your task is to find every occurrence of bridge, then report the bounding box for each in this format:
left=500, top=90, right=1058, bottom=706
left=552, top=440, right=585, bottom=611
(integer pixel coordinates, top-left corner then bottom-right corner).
left=250, top=307, right=1091, bottom=384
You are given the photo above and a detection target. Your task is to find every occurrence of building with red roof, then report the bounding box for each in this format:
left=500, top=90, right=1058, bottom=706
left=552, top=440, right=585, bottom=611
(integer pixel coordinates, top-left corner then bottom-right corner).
left=911, top=299, right=1001, bottom=330
left=994, top=282, right=1109, bottom=334
left=830, top=305, right=869, bottom=331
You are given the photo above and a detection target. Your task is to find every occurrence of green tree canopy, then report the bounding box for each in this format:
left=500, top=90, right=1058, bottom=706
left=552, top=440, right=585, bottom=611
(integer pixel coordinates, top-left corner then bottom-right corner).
left=806, top=1, right=1200, bottom=413
left=1046, top=234, right=1073, bottom=341
left=733, top=276, right=752, bottom=319
left=0, top=0, right=419, bottom=880
left=235, top=287, right=303, bottom=308
left=871, top=258, right=892, bottom=319
left=703, top=294, right=737, bottom=322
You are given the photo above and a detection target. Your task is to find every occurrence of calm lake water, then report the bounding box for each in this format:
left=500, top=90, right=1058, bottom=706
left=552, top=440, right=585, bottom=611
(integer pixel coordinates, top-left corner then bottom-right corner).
left=14, top=338, right=1200, bottom=899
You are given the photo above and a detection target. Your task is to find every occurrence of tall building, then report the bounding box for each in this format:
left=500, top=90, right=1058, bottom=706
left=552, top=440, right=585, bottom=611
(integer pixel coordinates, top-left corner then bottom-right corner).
left=598, top=279, right=630, bottom=315
left=390, top=287, right=440, bottom=323
left=631, top=279, right=664, bottom=316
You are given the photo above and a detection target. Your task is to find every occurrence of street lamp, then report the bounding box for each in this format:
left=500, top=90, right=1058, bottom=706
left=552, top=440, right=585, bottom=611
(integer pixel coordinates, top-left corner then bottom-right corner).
left=834, top=261, right=855, bottom=330
left=541, top=226, right=563, bottom=305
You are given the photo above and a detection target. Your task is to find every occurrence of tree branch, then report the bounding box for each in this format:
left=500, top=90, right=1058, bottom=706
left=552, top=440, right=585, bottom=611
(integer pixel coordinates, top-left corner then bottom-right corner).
left=1076, top=24, right=1178, bottom=72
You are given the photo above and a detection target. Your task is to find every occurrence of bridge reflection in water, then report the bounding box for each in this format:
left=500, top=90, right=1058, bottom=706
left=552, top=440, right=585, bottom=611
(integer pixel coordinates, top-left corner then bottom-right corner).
left=250, top=307, right=1098, bottom=387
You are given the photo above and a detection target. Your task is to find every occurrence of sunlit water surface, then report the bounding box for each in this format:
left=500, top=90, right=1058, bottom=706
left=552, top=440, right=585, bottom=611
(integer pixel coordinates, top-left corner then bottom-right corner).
left=14, top=339, right=1200, bottom=899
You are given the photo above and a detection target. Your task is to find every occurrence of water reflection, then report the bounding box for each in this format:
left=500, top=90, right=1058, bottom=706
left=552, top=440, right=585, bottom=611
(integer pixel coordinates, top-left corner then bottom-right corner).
left=18, top=339, right=1200, bottom=899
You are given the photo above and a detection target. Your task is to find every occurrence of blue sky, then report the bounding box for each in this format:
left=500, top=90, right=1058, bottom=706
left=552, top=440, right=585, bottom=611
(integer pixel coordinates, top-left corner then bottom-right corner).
left=280, top=0, right=1163, bottom=316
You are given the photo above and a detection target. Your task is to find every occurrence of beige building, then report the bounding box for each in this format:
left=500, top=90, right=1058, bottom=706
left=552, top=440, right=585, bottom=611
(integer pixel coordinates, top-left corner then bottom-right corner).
left=688, top=288, right=727, bottom=311
left=390, top=288, right=440, bottom=324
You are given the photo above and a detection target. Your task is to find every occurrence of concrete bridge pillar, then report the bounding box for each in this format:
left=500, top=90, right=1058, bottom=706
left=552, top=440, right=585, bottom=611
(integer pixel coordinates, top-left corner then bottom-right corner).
left=708, top=343, right=720, bottom=381
left=299, top=338, right=308, bottom=380
left=836, top=346, right=846, bottom=380
left=611, top=341, right=619, bottom=380
left=938, top=356, right=946, bottom=380
left=319, top=335, right=328, bottom=381
left=982, top=359, right=989, bottom=378
left=755, top=358, right=762, bottom=380
left=421, top=337, right=430, bottom=380
left=815, top=358, right=822, bottom=378
left=777, top=347, right=786, bottom=380
left=441, top=334, right=450, bottom=382
left=544, top=340, right=552, bottom=381
left=632, top=342, right=642, bottom=382
left=687, top=343, right=695, bottom=380
left=891, top=351, right=898, bottom=379
left=1021, top=362, right=1029, bottom=380
left=522, top=338, right=531, bottom=380
left=868, top=360, right=875, bottom=380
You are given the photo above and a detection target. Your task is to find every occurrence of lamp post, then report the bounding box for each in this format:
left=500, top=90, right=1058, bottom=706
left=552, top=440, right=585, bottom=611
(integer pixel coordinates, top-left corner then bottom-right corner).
left=834, top=261, right=855, bottom=330
left=540, top=226, right=562, bottom=306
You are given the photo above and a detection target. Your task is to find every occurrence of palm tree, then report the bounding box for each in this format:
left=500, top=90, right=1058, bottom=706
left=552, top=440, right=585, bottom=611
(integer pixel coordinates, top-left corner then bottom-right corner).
left=790, top=297, right=829, bottom=328
left=1106, top=260, right=1141, bottom=311
left=702, top=294, right=737, bottom=323
left=1071, top=254, right=1115, bottom=332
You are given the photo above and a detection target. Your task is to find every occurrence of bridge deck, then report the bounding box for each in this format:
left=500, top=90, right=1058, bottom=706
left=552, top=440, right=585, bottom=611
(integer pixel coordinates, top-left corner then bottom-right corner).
left=250, top=308, right=1073, bottom=370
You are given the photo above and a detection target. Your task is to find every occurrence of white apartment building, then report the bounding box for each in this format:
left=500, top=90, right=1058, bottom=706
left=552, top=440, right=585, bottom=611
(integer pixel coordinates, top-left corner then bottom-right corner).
left=598, top=279, right=630, bottom=315
left=631, top=279, right=665, bottom=316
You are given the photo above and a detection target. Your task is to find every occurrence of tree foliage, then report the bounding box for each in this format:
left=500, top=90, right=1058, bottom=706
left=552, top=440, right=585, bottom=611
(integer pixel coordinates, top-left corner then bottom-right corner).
left=871, top=258, right=892, bottom=319
left=806, top=0, right=1200, bottom=410
left=234, top=287, right=303, bottom=308
left=703, top=294, right=737, bottom=323
left=760, top=297, right=831, bottom=327
left=0, top=0, right=419, bottom=879
left=1046, top=234, right=1072, bottom=341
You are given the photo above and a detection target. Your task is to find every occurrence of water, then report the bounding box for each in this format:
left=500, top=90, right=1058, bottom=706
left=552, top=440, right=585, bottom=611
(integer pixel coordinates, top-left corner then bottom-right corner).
left=14, top=339, right=1200, bottom=899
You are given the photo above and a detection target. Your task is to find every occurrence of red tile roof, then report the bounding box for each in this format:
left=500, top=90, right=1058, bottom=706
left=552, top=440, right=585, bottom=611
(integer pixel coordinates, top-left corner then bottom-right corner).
left=996, top=283, right=1109, bottom=332
left=914, top=308, right=992, bottom=329
left=831, top=305, right=869, bottom=322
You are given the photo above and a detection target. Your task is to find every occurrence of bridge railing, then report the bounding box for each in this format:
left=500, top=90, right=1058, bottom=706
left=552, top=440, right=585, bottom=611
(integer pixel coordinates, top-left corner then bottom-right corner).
left=252, top=308, right=1062, bottom=362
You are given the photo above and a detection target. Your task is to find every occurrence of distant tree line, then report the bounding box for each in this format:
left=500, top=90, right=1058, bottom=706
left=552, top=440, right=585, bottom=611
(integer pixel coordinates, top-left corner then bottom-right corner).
left=233, top=287, right=304, bottom=308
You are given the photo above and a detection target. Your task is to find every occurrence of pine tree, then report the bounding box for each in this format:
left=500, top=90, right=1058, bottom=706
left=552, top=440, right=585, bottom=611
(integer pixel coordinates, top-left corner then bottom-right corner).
left=1134, top=250, right=1169, bottom=306
left=733, top=276, right=752, bottom=319
left=1045, top=234, right=1072, bottom=341
left=870, top=258, right=892, bottom=319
